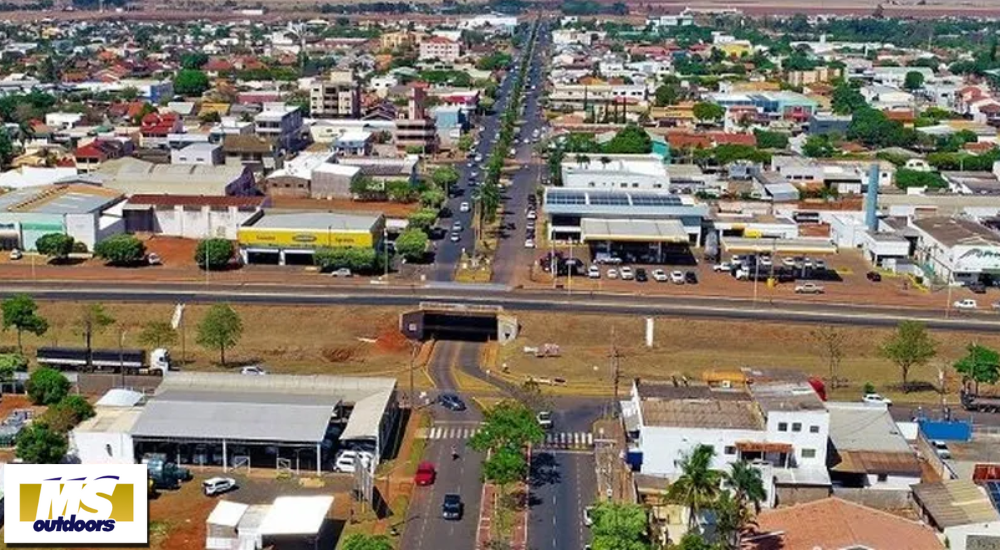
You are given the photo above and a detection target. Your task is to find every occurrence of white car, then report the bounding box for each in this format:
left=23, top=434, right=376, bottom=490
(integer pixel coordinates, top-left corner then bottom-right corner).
left=536, top=411, right=553, bottom=430
left=954, top=299, right=978, bottom=310
left=203, top=477, right=237, bottom=496
left=583, top=506, right=595, bottom=527
left=524, top=239, right=535, bottom=249
left=460, top=202, right=470, bottom=213
left=9, top=248, right=22, bottom=260
left=331, top=268, right=352, bottom=278
left=606, top=268, right=619, bottom=280
left=782, top=257, right=797, bottom=267
left=712, top=262, right=732, bottom=272
left=147, top=252, right=162, bottom=265
left=240, top=366, right=267, bottom=376
left=652, top=269, right=668, bottom=282
left=759, top=256, right=772, bottom=267
left=794, top=283, right=825, bottom=294
left=862, top=393, right=892, bottom=406
left=619, top=267, right=634, bottom=280
left=588, top=265, right=601, bottom=279
left=670, top=271, right=685, bottom=284
left=334, top=451, right=373, bottom=473
left=932, top=440, right=952, bottom=459
left=526, top=210, right=537, bottom=220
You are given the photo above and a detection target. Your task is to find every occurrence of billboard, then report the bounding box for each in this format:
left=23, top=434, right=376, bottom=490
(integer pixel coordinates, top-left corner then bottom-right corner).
left=239, top=228, right=374, bottom=249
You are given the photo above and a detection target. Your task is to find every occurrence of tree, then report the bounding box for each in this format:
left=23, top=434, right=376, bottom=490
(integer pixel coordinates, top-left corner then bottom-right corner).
left=895, top=169, right=946, bottom=189
left=482, top=445, right=529, bottom=487
left=831, top=83, right=866, bottom=115
left=351, top=175, right=381, bottom=200
left=0, top=353, right=26, bottom=392
left=654, top=82, right=680, bottom=107
left=811, top=326, right=846, bottom=385
left=26, top=367, right=71, bottom=405
left=407, top=208, right=439, bottom=232
left=420, top=188, right=446, bottom=209
left=195, top=239, right=234, bottom=270
left=711, top=492, right=744, bottom=550
left=880, top=320, right=937, bottom=391
left=668, top=444, right=723, bottom=529
left=470, top=400, right=545, bottom=453
left=173, top=69, right=211, bottom=97
left=43, top=394, right=96, bottom=432
left=954, top=343, right=1000, bottom=394
left=138, top=320, right=178, bottom=349
left=458, top=134, right=474, bottom=152
left=431, top=165, right=461, bottom=194
left=753, top=130, right=789, bottom=150
left=604, top=124, right=651, bottom=155
left=590, top=501, right=650, bottom=550
left=726, top=460, right=766, bottom=515
left=2, top=294, right=48, bottom=353
left=340, top=534, right=394, bottom=550
left=16, top=424, right=68, bottom=464
left=0, top=128, right=15, bottom=167
left=77, top=303, right=115, bottom=370
left=180, top=52, right=209, bottom=70
left=313, top=247, right=382, bottom=272
left=94, top=234, right=147, bottom=266
left=196, top=304, right=243, bottom=366
left=692, top=102, right=726, bottom=124
left=904, top=70, right=925, bottom=91
left=803, top=135, right=836, bottom=158
left=35, top=233, right=75, bottom=260
left=673, top=534, right=718, bottom=550
left=394, top=228, right=428, bottom=262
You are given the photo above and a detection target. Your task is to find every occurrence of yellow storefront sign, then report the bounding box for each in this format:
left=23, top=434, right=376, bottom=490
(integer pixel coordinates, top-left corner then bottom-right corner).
left=239, top=228, right=373, bottom=249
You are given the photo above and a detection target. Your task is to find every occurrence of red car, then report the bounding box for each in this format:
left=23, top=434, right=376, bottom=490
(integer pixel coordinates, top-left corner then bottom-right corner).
left=414, top=462, right=436, bottom=486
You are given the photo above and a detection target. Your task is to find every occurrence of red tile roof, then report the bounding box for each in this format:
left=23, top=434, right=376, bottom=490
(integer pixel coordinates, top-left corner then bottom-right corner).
left=667, top=132, right=712, bottom=149
left=710, top=132, right=757, bottom=147
left=745, top=498, right=942, bottom=550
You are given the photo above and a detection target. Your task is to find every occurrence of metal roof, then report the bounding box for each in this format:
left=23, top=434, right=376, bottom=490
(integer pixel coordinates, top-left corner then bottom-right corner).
left=580, top=218, right=689, bottom=243
left=259, top=496, right=333, bottom=536
left=827, top=402, right=912, bottom=453
left=913, top=480, right=1000, bottom=529
left=340, top=386, right=394, bottom=442
left=207, top=501, right=249, bottom=528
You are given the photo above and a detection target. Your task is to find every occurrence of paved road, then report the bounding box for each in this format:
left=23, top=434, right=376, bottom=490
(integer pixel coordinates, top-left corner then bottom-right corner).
left=401, top=340, right=485, bottom=550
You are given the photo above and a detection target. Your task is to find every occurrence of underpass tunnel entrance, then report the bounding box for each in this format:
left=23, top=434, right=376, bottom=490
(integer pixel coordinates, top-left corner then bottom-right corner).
left=400, top=303, right=518, bottom=344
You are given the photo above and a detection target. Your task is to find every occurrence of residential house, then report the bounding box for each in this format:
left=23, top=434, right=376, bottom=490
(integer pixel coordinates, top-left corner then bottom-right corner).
left=140, top=112, right=183, bottom=148
left=332, top=131, right=373, bottom=157
left=74, top=139, right=130, bottom=173
left=223, top=135, right=281, bottom=172
left=170, top=142, right=224, bottom=166
left=912, top=480, right=1000, bottom=550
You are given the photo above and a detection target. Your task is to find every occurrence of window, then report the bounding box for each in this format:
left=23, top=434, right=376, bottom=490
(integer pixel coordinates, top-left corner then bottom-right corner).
left=778, top=422, right=788, bottom=432
left=809, top=425, right=820, bottom=434
left=801, top=448, right=816, bottom=459
left=724, top=446, right=736, bottom=456
left=792, top=422, right=802, bottom=432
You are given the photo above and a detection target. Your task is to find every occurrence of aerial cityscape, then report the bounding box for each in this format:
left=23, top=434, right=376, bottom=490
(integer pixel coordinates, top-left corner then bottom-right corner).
left=4, top=2, right=1000, bottom=549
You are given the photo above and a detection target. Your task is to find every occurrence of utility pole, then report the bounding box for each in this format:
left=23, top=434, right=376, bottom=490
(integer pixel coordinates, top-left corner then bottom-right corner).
left=408, top=341, right=416, bottom=408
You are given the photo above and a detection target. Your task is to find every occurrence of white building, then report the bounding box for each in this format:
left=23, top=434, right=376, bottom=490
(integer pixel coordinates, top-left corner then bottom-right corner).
left=826, top=402, right=922, bottom=491
left=647, top=14, right=694, bottom=27
left=70, top=389, right=145, bottom=465
left=860, top=85, right=915, bottom=110
left=561, top=154, right=669, bottom=191
left=419, top=37, right=461, bottom=63
left=170, top=142, right=224, bottom=166
left=254, top=104, right=304, bottom=150
left=913, top=480, right=1000, bottom=550
left=122, top=195, right=268, bottom=240
left=910, top=216, right=1000, bottom=285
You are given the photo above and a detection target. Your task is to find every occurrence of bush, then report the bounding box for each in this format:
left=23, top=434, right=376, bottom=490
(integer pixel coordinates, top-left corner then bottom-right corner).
left=35, top=233, right=75, bottom=259
left=15, top=424, right=67, bottom=464
left=26, top=367, right=71, bottom=405
left=314, top=247, right=383, bottom=273
left=407, top=208, right=439, bottom=232
left=94, top=234, right=147, bottom=266
left=195, top=239, right=234, bottom=270
left=395, top=228, right=428, bottom=262
left=56, top=395, right=95, bottom=424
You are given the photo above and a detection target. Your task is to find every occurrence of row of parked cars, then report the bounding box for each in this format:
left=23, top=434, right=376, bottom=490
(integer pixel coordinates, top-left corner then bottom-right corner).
left=524, top=194, right=538, bottom=248
left=585, top=265, right=699, bottom=284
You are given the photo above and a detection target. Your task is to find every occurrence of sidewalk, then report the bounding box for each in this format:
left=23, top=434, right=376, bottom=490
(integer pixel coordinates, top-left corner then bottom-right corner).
left=594, top=418, right=635, bottom=503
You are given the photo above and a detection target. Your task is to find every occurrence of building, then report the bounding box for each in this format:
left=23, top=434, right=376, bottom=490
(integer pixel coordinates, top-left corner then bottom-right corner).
left=746, top=497, right=944, bottom=550
left=548, top=83, right=649, bottom=110
left=394, top=88, right=438, bottom=153
left=70, top=389, right=144, bottom=465
left=254, top=105, right=304, bottom=151
left=222, top=135, right=281, bottom=172
left=809, top=113, right=852, bottom=136
left=170, top=142, right=224, bottom=166
left=910, top=216, right=1000, bottom=285
left=861, top=85, right=915, bottom=110
left=238, top=211, right=385, bottom=265
left=419, top=37, right=461, bottom=63
left=309, top=73, right=361, bottom=119
left=332, top=130, right=373, bottom=156
left=706, top=91, right=819, bottom=121
left=787, top=66, right=843, bottom=87
left=0, top=184, right=124, bottom=251
left=826, top=402, right=922, bottom=491
left=74, top=139, right=129, bottom=173
left=912, top=480, right=1000, bottom=550
left=561, top=154, right=670, bottom=191
left=90, top=157, right=255, bottom=196
left=207, top=496, right=332, bottom=550
left=122, top=194, right=268, bottom=240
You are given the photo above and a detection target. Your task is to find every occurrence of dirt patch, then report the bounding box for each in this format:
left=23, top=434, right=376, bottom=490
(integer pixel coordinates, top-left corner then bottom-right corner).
left=322, top=346, right=362, bottom=363
left=142, top=235, right=199, bottom=268
left=375, top=327, right=410, bottom=354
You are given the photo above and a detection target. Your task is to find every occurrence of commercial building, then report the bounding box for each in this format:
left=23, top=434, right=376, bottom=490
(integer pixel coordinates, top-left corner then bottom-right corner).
left=309, top=73, right=361, bottom=119
left=70, top=389, right=145, bottom=465
left=207, top=496, right=334, bottom=550
left=548, top=83, right=649, bottom=110
left=170, top=142, right=224, bottom=166
left=560, top=154, right=670, bottom=191
left=826, top=402, right=922, bottom=491
left=86, top=157, right=256, bottom=196
left=706, top=91, right=819, bottom=121
left=913, top=480, right=1000, bottom=550
left=238, top=211, right=385, bottom=265
left=910, top=216, right=1000, bottom=285
left=122, top=194, right=268, bottom=240
left=0, top=183, right=124, bottom=251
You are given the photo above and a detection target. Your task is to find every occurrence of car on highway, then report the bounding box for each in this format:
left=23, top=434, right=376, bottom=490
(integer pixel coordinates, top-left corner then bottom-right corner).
left=330, top=268, right=352, bottom=278
left=526, top=210, right=537, bottom=220
left=670, top=271, right=685, bottom=284
left=712, top=262, right=732, bottom=272
left=588, top=265, right=601, bottom=279
left=954, top=299, right=978, bottom=310
left=240, top=365, right=267, bottom=376
left=459, top=202, right=470, bottom=213
left=862, top=393, right=892, bottom=406
left=438, top=394, right=467, bottom=411
left=652, top=269, right=668, bottom=282
left=620, top=266, right=634, bottom=280
left=442, top=494, right=464, bottom=520
left=452, top=221, right=463, bottom=232
left=866, top=271, right=882, bottom=282
left=450, top=233, right=460, bottom=243
left=414, top=462, right=437, bottom=486
left=202, top=477, right=237, bottom=497
left=635, top=268, right=648, bottom=282
left=537, top=411, right=553, bottom=430
left=794, top=283, right=825, bottom=294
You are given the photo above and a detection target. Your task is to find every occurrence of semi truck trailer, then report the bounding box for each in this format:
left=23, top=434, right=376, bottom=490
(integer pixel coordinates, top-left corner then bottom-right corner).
left=35, top=347, right=171, bottom=375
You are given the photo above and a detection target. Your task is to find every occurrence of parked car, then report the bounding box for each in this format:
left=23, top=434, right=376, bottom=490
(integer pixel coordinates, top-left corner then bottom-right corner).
left=759, top=256, right=772, bottom=268
left=652, top=269, right=668, bottom=282
left=147, top=252, right=162, bottom=265
left=331, top=268, right=353, bottom=278
left=866, top=271, right=882, bottom=282
left=524, top=239, right=536, bottom=249
left=459, top=202, right=470, bottom=213
left=526, top=210, right=537, bottom=220
left=685, top=271, right=698, bottom=285
left=954, top=299, right=978, bottom=310
left=931, top=440, right=952, bottom=459
left=588, top=265, right=601, bottom=279
left=442, top=494, right=464, bottom=520
left=203, top=477, right=237, bottom=496
left=968, top=282, right=987, bottom=294
left=712, top=262, right=732, bottom=272
left=619, top=266, right=634, bottom=280
left=670, top=271, right=685, bottom=284
left=814, top=259, right=826, bottom=270
left=9, top=248, right=22, bottom=260
left=862, top=393, right=893, bottom=406
left=438, top=394, right=467, bottom=411
left=414, top=462, right=437, bottom=486
left=450, top=233, right=460, bottom=243
left=334, top=450, right=373, bottom=473
left=240, top=366, right=267, bottom=376
left=794, top=283, right=825, bottom=294
left=583, top=506, right=595, bottom=527
left=606, top=268, right=619, bottom=280
left=635, top=268, right=648, bottom=283
left=537, top=411, right=553, bottom=430
left=452, top=221, right=463, bottom=232
left=782, top=257, right=797, bottom=267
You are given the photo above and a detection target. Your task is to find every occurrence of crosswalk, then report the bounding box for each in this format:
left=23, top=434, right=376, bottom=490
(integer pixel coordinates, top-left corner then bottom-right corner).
left=423, top=426, right=594, bottom=450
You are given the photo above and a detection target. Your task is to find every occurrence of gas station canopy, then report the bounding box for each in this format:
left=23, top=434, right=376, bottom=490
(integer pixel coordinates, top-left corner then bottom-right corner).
left=581, top=218, right=689, bottom=243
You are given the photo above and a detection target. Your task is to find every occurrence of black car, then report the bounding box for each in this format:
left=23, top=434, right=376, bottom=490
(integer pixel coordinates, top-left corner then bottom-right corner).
left=866, top=271, right=882, bottom=282
left=439, top=394, right=466, bottom=411
left=635, top=268, right=648, bottom=282
left=969, top=281, right=987, bottom=294
left=685, top=271, right=698, bottom=284
left=442, top=494, right=464, bottom=520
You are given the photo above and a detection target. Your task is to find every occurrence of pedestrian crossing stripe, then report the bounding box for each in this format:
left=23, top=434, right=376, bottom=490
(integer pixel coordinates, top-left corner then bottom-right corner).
left=423, top=427, right=594, bottom=449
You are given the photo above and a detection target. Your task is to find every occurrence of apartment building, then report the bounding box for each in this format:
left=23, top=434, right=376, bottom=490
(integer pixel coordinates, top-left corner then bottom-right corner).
left=549, top=83, right=649, bottom=110
left=309, top=71, right=361, bottom=119
left=419, top=37, right=461, bottom=63
left=254, top=104, right=304, bottom=151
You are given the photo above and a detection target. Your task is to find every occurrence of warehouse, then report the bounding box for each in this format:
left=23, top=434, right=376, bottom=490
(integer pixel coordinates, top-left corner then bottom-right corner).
left=237, top=211, right=385, bottom=265
left=0, top=183, right=125, bottom=251
left=911, top=216, right=1000, bottom=285
left=126, top=372, right=398, bottom=474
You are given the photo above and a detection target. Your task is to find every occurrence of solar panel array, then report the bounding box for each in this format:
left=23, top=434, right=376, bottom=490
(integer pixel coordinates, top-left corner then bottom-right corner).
left=546, top=191, right=586, bottom=205
left=987, top=481, right=1000, bottom=511
left=630, top=194, right=681, bottom=207
left=546, top=190, right=685, bottom=208
left=588, top=193, right=630, bottom=206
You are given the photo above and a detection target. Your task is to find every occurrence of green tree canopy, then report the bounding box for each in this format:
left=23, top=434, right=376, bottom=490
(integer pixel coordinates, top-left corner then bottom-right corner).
left=753, top=130, right=790, bottom=150
left=407, top=208, right=439, bottom=232
left=138, top=320, right=178, bottom=349
left=895, top=169, right=946, bottom=189
left=955, top=343, right=1000, bottom=394
left=880, top=320, right=937, bottom=391
left=0, top=128, right=16, bottom=167
left=16, top=424, right=68, bottom=464
left=2, top=294, right=48, bottom=352
left=340, top=534, right=394, bottom=550
left=604, top=124, right=652, bottom=154
left=903, top=70, right=925, bottom=91
left=94, top=234, right=147, bottom=266
left=803, top=135, right=837, bottom=158
left=668, top=444, right=723, bottom=529
left=654, top=82, right=680, bottom=107
left=195, top=239, right=234, bottom=270
left=26, top=367, right=71, bottom=406
left=831, top=83, right=866, bottom=115
left=313, top=247, right=383, bottom=273
left=196, top=304, right=243, bottom=366
left=431, top=165, right=461, bottom=192
left=692, top=102, right=726, bottom=123
left=482, top=445, right=529, bottom=487
left=590, top=501, right=650, bottom=550
left=395, top=228, right=428, bottom=261
left=180, top=52, right=209, bottom=70
left=35, top=233, right=75, bottom=259
left=173, top=69, right=211, bottom=97
left=470, top=400, right=545, bottom=453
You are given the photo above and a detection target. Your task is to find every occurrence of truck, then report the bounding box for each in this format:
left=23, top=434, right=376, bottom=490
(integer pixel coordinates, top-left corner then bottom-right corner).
left=960, top=389, right=1000, bottom=412
left=36, top=347, right=171, bottom=375
left=143, top=453, right=192, bottom=490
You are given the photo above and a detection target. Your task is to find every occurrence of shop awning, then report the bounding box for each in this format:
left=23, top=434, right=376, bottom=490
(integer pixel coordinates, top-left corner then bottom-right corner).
left=722, top=237, right=837, bottom=254
left=580, top=218, right=690, bottom=243
left=735, top=441, right=793, bottom=453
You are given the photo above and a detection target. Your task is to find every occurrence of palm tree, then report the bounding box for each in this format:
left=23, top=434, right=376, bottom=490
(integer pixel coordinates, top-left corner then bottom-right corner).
left=726, top=460, right=766, bottom=514
left=668, top=444, right=723, bottom=530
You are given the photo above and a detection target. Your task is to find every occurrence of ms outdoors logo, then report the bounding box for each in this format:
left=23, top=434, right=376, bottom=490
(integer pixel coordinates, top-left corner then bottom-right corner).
left=3, top=464, right=149, bottom=544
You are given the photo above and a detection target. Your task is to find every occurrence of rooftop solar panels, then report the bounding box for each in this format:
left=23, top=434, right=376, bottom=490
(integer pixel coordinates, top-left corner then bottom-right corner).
left=588, top=193, right=630, bottom=206
left=546, top=191, right=586, bottom=205
left=630, top=194, right=681, bottom=207
left=987, top=481, right=1000, bottom=510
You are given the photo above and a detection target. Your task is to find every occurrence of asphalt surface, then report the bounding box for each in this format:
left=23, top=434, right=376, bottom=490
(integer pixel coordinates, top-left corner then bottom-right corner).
left=401, top=340, right=484, bottom=550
